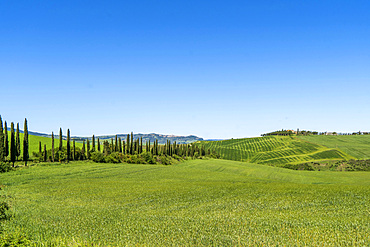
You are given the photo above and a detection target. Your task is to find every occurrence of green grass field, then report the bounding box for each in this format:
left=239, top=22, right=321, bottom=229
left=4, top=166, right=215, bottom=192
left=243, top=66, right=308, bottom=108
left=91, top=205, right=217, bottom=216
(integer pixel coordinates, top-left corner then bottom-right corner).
left=197, top=136, right=355, bottom=165
left=298, top=135, right=370, bottom=159
left=0, top=159, right=369, bottom=245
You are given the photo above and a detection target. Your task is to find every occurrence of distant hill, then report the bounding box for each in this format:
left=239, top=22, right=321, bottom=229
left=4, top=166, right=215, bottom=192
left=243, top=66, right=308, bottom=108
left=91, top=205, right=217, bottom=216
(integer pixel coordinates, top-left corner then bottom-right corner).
left=9, top=129, right=203, bottom=145
left=195, top=136, right=356, bottom=166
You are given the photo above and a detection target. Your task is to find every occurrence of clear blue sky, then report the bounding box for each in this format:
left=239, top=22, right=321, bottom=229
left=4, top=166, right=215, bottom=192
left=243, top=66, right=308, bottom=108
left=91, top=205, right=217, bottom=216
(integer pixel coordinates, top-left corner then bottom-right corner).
left=1, top=1, right=369, bottom=139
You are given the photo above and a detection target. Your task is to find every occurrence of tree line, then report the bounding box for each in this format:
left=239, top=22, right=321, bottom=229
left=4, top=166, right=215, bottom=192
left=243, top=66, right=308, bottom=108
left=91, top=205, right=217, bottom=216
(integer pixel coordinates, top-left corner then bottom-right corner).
left=0, top=116, right=216, bottom=166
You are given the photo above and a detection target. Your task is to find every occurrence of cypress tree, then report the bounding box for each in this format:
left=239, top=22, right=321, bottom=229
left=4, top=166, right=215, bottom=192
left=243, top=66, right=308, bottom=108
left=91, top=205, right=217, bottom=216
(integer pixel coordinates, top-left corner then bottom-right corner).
left=87, top=139, right=90, bottom=160
left=73, top=140, right=76, bottom=160
left=0, top=116, right=4, bottom=162
left=23, top=118, right=29, bottom=165
left=51, top=132, right=55, bottom=162
left=140, top=137, right=143, bottom=154
left=122, top=141, right=126, bottom=155
left=44, top=144, right=47, bottom=162
left=130, top=132, right=133, bottom=155
left=110, top=138, right=114, bottom=153
left=16, top=123, right=20, bottom=160
left=66, top=129, right=70, bottom=162
left=39, top=141, right=42, bottom=153
left=115, top=135, right=118, bottom=152
left=97, top=138, right=100, bottom=151
left=4, top=121, right=8, bottom=158
left=59, top=128, right=63, bottom=151
left=92, top=135, right=95, bottom=152
left=10, top=122, right=16, bottom=166
left=81, top=140, right=85, bottom=160
left=126, top=134, right=130, bottom=154
left=118, top=138, right=122, bottom=153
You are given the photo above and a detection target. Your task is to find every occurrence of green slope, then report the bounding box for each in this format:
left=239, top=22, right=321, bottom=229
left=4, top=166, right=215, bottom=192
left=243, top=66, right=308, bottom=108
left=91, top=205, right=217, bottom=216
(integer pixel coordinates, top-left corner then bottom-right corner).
left=0, top=160, right=368, bottom=245
left=197, top=136, right=354, bottom=165
left=297, top=135, right=370, bottom=159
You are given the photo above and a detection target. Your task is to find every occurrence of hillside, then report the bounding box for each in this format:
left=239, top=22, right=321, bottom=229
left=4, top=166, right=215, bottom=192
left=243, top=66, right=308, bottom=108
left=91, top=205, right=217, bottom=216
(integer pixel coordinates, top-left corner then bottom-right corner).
left=0, top=159, right=368, bottom=245
left=196, top=136, right=355, bottom=166
left=297, top=135, right=370, bottom=159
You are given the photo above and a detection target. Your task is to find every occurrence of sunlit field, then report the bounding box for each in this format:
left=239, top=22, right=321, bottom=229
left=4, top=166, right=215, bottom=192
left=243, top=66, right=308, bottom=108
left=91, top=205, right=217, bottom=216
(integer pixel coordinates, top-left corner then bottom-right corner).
left=1, top=159, right=369, bottom=245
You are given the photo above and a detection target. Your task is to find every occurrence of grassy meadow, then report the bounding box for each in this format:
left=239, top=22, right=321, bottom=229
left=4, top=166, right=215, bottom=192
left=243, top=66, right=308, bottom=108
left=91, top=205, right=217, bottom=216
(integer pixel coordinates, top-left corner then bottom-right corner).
left=298, top=135, right=370, bottom=159
left=196, top=136, right=354, bottom=165
left=0, top=159, right=369, bottom=245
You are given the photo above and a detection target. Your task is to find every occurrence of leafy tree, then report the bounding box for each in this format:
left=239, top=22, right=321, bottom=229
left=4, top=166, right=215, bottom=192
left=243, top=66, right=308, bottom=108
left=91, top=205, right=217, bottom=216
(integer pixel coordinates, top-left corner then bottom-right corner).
left=59, top=128, right=63, bottom=151
left=67, top=129, right=71, bottom=162
left=0, top=116, right=4, bottom=162
left=23, top=118, right=29, bottom=165
left=10, top=122, right=16, bottom=166
left=51, top=132, right=55, bottom=162
left=15, top=123, right=20, bottom=160
left=4, top=121, right=8, bottom=158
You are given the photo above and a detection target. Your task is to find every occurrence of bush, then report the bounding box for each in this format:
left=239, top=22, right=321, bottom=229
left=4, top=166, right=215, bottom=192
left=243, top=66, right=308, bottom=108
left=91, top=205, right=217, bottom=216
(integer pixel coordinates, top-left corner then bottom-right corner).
left=0, top=163, right=12, bottom=173
left=104, top=152, right=121, bottom=163
left=90, top=152, right=105, bottom=163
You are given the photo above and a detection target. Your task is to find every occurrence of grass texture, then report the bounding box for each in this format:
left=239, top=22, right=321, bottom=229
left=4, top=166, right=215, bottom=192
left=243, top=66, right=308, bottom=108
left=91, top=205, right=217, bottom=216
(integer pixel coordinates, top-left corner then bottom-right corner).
left=298, top=135, right=370, bottom=159
left=0, top=159, right=369, bottom=245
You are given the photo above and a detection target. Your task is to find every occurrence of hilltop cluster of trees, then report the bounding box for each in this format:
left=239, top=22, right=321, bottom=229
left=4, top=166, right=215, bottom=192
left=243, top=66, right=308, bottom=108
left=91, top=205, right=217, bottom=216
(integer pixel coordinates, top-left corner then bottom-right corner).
left=0, top=116, right=216, bottom=167
left=262, top=129, right=370, bottom=136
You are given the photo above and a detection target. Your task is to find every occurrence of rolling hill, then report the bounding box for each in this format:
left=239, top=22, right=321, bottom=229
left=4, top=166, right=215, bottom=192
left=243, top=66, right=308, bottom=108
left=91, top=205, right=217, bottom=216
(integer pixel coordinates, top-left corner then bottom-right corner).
left=196, top=136, right=356, bottom=166
left=297, top=135, right=370, bottom=159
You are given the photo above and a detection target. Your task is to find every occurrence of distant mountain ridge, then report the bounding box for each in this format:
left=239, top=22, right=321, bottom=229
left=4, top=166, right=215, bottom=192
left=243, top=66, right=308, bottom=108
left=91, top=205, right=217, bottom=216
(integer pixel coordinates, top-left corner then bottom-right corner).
left=10, top=128, right=203, bottom=144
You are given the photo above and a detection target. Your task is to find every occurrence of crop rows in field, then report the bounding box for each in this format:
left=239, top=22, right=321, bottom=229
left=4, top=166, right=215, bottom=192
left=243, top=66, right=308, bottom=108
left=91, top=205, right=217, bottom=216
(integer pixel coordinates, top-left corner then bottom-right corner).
left=198, top=136, right=353, bottom=165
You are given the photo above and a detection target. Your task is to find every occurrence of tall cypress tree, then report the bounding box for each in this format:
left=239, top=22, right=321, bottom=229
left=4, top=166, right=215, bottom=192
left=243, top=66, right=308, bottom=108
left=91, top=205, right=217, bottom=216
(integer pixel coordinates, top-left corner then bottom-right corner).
left=87, top=139, right=90, bottom=160
left=59, top=128, right=63, bottom=151
left=130, top=132, right=133, bottom=155
left=115, top=135, right=118, bottom=152
left=81, top=140, right=85, bottom=160
left=126, top=134, right=130, bottom=154
left=23, top=118, right=29, bottom=165
left=110, top=138, right=114, bottom=153
left=4, top=121, right=8, bottom=158
left=10, top=122, right=16, bottom=166
left=66, top=129, right=70, bottom=162
left=122, top=141, right=126, bottom=155
left=140, top=137, right=143, bottom=154
left=51, top=132, right=55, bottom=162
left=39, top=141, right=42, bottom=153
left=92, top=135, right=95, bottom=152
left=73, top=140, right=76, bottom=160
left=44, top=144, right=47, bottom=162
left=15, top=123, right=20, bottom=160
left=0, top=116, right=4, bottom=162
left=118, top=138, right=122, bottom=153
left=97, top=138, right=100, bottom=151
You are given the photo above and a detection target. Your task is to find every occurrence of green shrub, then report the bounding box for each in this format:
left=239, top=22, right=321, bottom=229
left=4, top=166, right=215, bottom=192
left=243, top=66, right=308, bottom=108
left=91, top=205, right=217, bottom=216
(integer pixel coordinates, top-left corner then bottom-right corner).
left=90, top=152, right=105, bottom=163
left=0, top=163, right=12, bottom=173
left=104, top=153, right=121, bottom=163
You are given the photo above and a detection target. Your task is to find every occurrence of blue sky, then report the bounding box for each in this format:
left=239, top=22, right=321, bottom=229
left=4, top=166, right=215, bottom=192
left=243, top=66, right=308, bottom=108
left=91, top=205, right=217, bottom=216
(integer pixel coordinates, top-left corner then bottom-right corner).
left=1, top=1, right=369, bottom=139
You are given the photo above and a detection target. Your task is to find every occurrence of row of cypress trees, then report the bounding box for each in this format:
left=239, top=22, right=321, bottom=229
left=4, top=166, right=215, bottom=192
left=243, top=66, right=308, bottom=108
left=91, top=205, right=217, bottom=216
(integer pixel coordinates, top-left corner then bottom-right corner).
left=0, top=116, right=29, bottom=166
